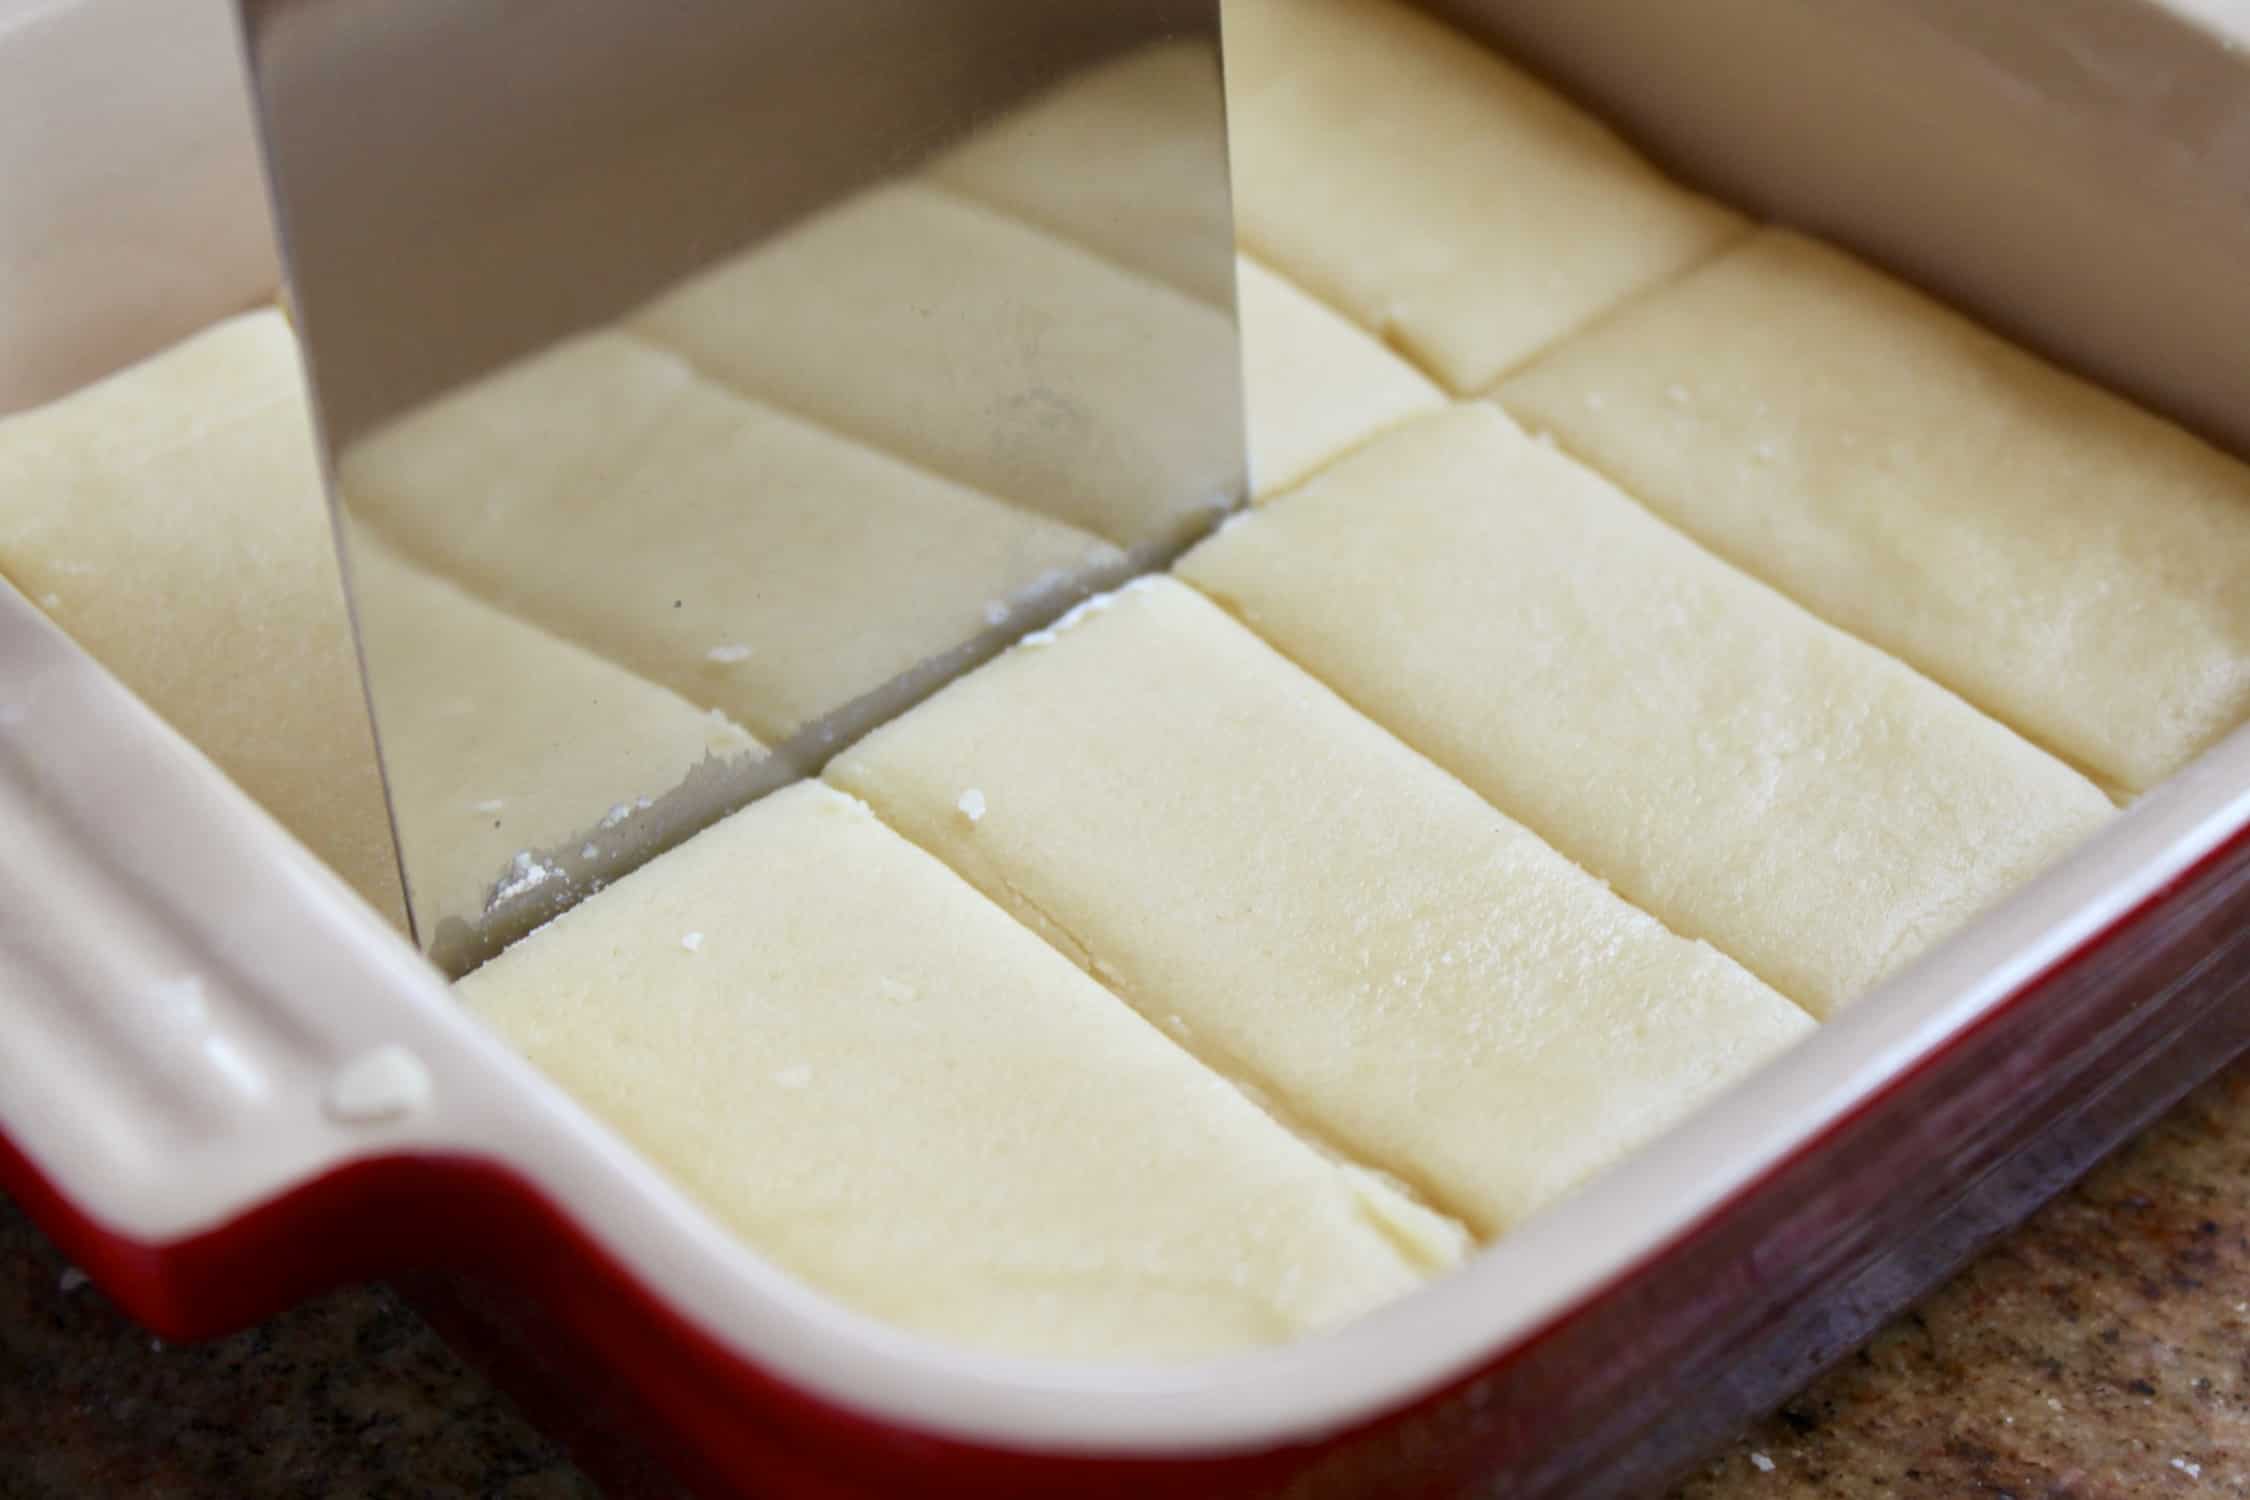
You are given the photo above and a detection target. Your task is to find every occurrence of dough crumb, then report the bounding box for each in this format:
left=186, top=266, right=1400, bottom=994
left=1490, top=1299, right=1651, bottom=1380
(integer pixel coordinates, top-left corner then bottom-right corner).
left=1749, top=1452, right=1775, bottom=1474
left=681, top=931, right=704, bottom=952
left=1050, top=592, right=1115, bottom=636
left=983, top=600, right=1012, bottom=627
left=473, top=798, right=506, bottom=814
left=492, top=851, right=557, bottom=905
left=1666, top=382, right=1692, bottom=407
left=773, top=1063, right=814, bottom=1090
left=581, top=843, right=600, bottom=860
left=957, top=788, right=987, bottom=823
left=706, top=643, right=754, bottom=664
left=1020, top=629, right=1058, bottom=649
left=820, top=785, right=878, bottom=819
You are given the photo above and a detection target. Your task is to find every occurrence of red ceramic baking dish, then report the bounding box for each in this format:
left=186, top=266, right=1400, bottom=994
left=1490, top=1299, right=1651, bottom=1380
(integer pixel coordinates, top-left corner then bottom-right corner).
left=4, top=0, right=2248, bottom=1495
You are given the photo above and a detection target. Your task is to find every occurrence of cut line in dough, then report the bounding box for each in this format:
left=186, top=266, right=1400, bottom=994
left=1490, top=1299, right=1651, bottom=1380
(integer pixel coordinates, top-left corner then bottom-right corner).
left=829, top=576, right=1812, bottom=1236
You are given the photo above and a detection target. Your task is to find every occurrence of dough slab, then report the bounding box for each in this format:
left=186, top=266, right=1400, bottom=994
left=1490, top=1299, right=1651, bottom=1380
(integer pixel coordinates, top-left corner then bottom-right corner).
left=0, top=311, right=402, bottom=926
left=932, top=41, right=1235, bottom=308
left=1236, top=254, right=1446, bottom=501
left=631, top=183, right=1244, bottom=548
left=343, top=332, right=1111, bottom=744
left=347, top=526, right=758, bottom=938
left=1180, top=404, right=2115, bottom=1018
left=460, top=780, right=1456, bottom=1360
left=828, top=577, right=1811, bottom=1237
left=1223, top=0, right=1745, bottom=394
left=1499, top=229, right=2250, bottom=795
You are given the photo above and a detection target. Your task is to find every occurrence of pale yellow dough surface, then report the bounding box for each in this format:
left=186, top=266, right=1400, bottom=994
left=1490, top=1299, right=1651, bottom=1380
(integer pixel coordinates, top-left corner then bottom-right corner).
left=460, top=780, right=1455, bottom=1359
left=1223, top=0, right=1745, bottom=394
left=1180, top=405, right=2115, bottom=1018
left=1236, top=254, right=1446, bottom=501
left=631, top=183, right=1244, bottom=547
left=829, top=578, right=1811, bottom=1237
left=346, top=527, right=757, bottom=937
left=932, top=41, right=1235, bottom=307
left=343, top=332, right=1110, bottom=743
left=1500, top=230, right=2250, bottom=794
left=0, top=311, right=403, bottom=926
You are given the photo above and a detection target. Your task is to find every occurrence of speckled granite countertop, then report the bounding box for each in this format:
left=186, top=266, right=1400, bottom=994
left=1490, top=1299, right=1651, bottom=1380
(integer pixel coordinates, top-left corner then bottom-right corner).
left=5, top=1057, right=2247, bottom=1499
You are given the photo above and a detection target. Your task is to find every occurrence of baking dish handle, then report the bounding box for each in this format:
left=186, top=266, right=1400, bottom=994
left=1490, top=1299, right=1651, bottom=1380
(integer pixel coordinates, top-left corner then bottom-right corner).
left=0, top=579, right=502, bottom=1337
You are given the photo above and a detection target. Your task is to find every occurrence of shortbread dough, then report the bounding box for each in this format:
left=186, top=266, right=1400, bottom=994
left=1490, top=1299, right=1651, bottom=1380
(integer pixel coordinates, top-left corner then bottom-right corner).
left=460, top=780, right=1459, bottom=1359
left=828, top=578, right=1812, bottom=1236
left=0, top=311, right=403, bottom=925
left=343, top=332, right=1111, bottom=743
left=1236, top=254, right=1445, bottom=501
left=1180, top=405, right=2115, bottom=1017
left=346, top=526, right=758, bottom=936
left=1499, top=229, right=2250, bottom=794
left=630, top=183, right=1245, bottom=547
left=1223, top=0, right=1745, bottom=394
left=932, top=41, right=1236, bottom=307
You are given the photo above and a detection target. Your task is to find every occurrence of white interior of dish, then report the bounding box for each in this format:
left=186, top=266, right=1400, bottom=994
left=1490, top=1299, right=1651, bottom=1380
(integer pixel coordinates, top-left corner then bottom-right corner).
left=3, top=0, right=2248, bottom=1455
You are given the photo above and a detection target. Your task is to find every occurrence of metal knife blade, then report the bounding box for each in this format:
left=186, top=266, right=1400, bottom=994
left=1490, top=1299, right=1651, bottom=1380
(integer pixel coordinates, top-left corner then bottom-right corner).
left=231, top=1, right=1246, bottom=974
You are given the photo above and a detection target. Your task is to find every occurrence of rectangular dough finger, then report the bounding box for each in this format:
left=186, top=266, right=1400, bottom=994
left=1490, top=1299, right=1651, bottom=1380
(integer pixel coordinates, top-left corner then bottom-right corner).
left=346, top=526, right=757, bottom=938
left=342, top=332, right=1113, bottom=744
left=1237, top=254, right=1446, bottom=501
left=930, top=40, right=1235, bottom=308
left=1179, top=404, right=2115, bottom=1018
left=460, top=780, right=1458, bottom=1360
left=828, top=577, right=1811, bottom=1237
left=0, top=311, right=403, bottom=926
left=1223, top=0, right=1744, bottom=394
left=631, top=183, right=1244, bottom=547
left=1498, top=229, right=2250, bottom=794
